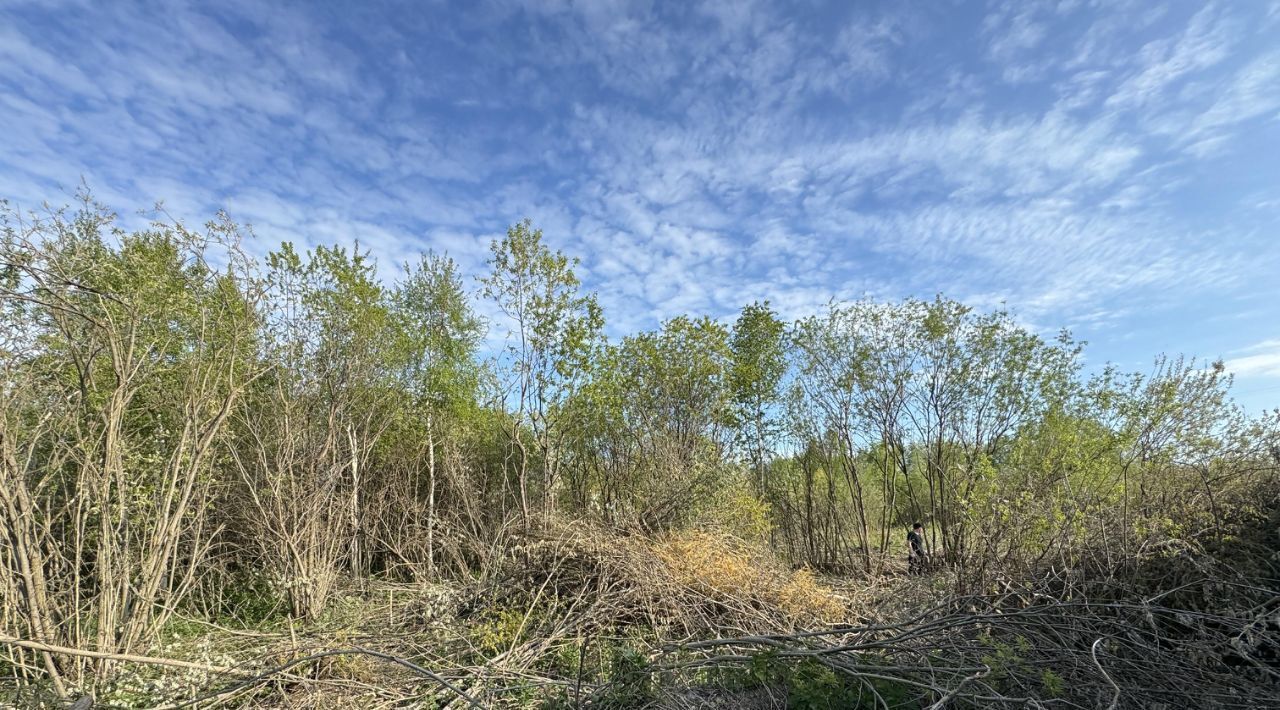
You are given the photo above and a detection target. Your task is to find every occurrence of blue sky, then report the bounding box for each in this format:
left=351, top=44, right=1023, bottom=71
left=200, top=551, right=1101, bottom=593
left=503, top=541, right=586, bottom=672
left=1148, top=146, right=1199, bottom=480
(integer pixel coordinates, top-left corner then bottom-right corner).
left=2, top=0, right=1279, bottom=410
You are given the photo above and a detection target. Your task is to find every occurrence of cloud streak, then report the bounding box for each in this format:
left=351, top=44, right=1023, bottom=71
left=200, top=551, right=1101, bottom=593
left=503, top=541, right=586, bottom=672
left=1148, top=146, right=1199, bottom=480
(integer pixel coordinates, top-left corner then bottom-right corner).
left=1225, top=340, right=1280, bottom=379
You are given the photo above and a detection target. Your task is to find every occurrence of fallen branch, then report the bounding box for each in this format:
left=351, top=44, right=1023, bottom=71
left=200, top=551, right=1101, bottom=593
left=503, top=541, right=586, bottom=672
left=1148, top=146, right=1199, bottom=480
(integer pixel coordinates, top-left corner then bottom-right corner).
left=156, top=647, right=486, bottom=710
left=0, top=635, right=239, bottom=676
left=1091, top=638, right=1121, bottom=710
left=1, top=635, right=486, bottom=709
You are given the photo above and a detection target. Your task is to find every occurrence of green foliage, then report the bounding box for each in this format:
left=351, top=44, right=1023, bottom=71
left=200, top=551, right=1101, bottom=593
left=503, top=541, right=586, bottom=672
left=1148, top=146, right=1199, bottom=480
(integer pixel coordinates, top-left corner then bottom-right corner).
left=734, top=653, right=914, bottom=709
left=396, top=252, right=485, bottom=414
left=564, top=314, right=736, bottom=529
left=208, top=571, right=286, bottom=627
left=979, top=633, right=1031, bottom=685
left=481, top=219, right=603, bottom=389
left=471, top=606, right=534, bottom=656
left=1041, top=668, right=1065, bottom=698
left=0, top=196, right=265, bottom=673
left=606, top=645, right=654, bottom=696
left=705, top=479, right=774, bottom=540
left=781, top=296, right=1092, bottom=572
left=730, top=301, right=788, bottom=489
left=536, top=637, right=660, bottom=709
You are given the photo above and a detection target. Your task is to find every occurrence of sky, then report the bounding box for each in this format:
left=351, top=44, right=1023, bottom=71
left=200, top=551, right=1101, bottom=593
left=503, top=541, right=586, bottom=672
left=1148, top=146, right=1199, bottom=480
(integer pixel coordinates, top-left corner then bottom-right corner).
left=1, top=0, right=1278, bottom=411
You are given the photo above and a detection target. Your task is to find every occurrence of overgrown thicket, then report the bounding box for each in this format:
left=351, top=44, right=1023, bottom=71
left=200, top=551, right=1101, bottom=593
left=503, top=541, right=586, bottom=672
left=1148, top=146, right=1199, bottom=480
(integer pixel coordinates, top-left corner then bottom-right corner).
left=1, top=197, right=1277, bottom=708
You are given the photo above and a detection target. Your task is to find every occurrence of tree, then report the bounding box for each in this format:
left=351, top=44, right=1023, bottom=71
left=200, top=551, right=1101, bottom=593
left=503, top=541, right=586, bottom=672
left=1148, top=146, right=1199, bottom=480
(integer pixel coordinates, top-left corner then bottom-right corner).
left=390, top=253, right=484, bottom=574
left=730, top=301, right=787, bottom=495
left=0, top=197, right=264, bottom=693
left=563, top=315, right=735, bottom=530
left=783, top=297, right=1081, bottom=575
left=788, top=302, right=877, bottom=572
left=230, top=242, right=403, bottom=618
left=481, top=220, right=602, bottom=522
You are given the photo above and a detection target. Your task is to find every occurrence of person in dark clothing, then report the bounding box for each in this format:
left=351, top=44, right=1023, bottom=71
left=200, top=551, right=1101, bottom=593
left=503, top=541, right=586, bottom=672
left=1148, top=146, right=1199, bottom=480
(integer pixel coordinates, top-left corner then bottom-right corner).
left=907, top=522, right=927, bottom=574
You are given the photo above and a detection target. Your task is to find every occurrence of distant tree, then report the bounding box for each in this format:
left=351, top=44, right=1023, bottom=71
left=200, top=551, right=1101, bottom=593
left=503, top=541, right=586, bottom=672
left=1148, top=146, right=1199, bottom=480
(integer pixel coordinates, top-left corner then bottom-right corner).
left=784, top=297, right=1081, bottom=575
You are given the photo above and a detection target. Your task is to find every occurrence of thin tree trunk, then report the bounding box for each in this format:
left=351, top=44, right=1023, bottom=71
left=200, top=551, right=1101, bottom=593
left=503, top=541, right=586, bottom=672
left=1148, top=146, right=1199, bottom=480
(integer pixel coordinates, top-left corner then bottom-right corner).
left=426, top=412, right=436, bottom=575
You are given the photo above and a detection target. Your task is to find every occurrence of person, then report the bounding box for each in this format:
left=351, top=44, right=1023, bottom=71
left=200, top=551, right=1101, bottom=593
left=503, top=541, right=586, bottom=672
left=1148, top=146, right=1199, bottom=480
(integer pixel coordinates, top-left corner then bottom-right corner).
left=907, top=522, right=927, bottom=574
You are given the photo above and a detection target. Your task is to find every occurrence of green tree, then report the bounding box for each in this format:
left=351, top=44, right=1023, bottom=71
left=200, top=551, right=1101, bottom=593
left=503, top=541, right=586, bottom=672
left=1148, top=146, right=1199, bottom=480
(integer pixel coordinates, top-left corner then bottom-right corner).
left=232, top=242, right=404, bottom=617
left=730, top=301, right=788, bottom=495
left=481, top=220, right=603, bottom=522
left=391, top=253, right=484, bottom=573
left=788, top=302, right=877, bottom=572
left=571, top=315, right=735, bottom=530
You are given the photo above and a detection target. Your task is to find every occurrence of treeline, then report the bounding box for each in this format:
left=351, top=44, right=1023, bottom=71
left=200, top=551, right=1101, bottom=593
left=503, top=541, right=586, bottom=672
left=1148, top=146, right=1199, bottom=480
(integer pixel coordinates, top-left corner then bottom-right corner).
left=1, top=198, right=1277, bottom=695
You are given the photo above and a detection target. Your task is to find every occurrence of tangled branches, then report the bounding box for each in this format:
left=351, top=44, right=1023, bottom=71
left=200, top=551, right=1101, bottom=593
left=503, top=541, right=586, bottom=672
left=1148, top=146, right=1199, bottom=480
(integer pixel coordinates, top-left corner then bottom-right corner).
left=616, top=577, right=1280, bottom=709
left=3, top=521, right=1277, bottom=708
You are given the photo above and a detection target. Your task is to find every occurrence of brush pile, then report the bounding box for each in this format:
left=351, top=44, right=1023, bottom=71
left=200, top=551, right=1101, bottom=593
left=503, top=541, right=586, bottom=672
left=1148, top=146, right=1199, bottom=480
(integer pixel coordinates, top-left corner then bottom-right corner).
left=6, top=514, right=1278, bottom=708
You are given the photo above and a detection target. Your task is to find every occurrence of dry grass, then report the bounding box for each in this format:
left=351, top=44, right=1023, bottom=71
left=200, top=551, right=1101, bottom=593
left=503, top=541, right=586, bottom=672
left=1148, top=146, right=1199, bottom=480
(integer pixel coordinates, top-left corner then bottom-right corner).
left=653, top=531, right=846, bottom=626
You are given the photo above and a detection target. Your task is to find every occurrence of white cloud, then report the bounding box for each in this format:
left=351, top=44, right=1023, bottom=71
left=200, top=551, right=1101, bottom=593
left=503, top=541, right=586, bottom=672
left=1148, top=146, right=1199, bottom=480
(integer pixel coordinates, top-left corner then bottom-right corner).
left=1105, top=5, right=1236, bottom=109
left=1224, top=340, right=1280, bottom=378
left=1184, top=51, right=1280, bottom=147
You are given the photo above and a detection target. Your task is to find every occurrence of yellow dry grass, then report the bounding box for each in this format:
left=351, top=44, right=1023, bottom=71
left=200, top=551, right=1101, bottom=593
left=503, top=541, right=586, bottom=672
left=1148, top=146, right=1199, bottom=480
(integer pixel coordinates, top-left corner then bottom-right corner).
left=652, top=530, right=846, bottom=624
